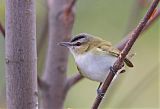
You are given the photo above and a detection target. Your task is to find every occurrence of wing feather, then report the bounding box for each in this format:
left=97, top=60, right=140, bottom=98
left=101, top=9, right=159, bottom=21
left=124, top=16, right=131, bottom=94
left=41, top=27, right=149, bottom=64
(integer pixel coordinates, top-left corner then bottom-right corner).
left=98, top=43, right=134, bottom=67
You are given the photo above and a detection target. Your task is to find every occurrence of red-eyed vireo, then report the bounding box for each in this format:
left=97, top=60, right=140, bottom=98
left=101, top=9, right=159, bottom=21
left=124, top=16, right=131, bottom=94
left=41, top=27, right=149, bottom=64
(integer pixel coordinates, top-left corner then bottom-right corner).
left=59, top=33, right=133, bottom=95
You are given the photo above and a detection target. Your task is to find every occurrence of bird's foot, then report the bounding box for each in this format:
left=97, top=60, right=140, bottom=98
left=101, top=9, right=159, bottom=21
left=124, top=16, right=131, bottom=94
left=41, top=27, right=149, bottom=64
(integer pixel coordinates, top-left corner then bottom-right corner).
left=97, top=89, right=105, bottom=98
left=110, top=66, right=116, bottom=75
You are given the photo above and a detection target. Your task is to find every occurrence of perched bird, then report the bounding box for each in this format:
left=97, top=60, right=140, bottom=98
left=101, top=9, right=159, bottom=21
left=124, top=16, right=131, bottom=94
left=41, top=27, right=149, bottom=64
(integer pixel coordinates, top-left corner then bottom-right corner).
left=59, top=33, right=133, bottom=95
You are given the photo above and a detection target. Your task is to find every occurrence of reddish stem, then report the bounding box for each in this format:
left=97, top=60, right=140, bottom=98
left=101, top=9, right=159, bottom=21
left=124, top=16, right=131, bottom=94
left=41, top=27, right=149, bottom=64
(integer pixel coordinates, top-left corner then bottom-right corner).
left=92, top=0, right=159, bottom=109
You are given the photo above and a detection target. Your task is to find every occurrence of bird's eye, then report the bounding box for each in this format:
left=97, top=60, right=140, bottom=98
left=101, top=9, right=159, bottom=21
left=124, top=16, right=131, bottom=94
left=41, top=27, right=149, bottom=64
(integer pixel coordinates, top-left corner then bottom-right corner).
left=75, top=42, right=81, bottom=46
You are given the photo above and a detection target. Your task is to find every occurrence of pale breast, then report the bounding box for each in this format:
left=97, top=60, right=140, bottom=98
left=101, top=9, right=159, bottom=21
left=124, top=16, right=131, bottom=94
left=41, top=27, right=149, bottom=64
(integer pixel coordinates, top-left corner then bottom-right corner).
left=75, top=52, right=118, bottom=82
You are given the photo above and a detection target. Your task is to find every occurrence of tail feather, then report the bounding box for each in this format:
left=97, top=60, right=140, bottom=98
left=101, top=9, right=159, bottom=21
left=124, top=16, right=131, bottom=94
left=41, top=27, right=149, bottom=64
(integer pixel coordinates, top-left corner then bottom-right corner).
left=124, top=58, right=134, bottom=67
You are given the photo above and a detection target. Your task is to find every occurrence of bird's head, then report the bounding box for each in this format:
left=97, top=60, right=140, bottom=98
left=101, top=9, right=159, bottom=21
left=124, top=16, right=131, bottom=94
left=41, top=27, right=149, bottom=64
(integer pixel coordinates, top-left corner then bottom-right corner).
left=59, top=33, right=100, bottom=56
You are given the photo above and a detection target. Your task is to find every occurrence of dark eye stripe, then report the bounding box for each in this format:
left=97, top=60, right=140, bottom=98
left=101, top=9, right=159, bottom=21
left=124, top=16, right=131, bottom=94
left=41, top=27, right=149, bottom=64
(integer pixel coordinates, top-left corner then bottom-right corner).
left=75, top=42, right=81, bottom=46
left=71, top=35, right=86, bottom=42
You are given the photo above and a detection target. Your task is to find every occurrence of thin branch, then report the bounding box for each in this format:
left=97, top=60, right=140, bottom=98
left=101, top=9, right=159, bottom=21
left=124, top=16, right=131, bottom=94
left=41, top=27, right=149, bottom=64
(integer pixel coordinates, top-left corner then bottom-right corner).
left=65, top=73, right=83, bottom=92
left=92, top=0, right=159, bottom=109
left=139, top=0, right=151, bottom=7
left=0, top=22, right=5, bottom=37
left=65, top=5, right=160, bottom=91
left=57, top=0, right=77, bottom=27
left=143, top=8, right=160, bottom=31
left=65, top=0, right=77, bottom=16
left=117, top=7, right=160, bottom=51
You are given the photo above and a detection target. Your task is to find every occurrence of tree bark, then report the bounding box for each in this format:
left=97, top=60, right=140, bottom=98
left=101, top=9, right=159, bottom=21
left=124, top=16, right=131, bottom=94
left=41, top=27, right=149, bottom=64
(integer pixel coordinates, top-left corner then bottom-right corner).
left=5, top=0, right=38, bottom=109
left=41, top=0, right=75, bottom=109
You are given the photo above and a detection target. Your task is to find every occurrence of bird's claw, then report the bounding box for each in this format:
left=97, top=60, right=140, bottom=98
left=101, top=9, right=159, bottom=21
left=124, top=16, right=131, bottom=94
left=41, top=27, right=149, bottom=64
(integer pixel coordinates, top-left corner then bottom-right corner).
left=97, top=89, right=105, bottom=98
left=110, top=66, right=116, bottom=75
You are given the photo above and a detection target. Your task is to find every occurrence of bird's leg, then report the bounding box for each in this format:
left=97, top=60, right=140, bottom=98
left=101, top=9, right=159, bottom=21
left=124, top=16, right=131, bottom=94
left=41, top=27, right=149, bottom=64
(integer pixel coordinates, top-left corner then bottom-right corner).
left=97, top=82, right=102, bottom=92
left=110, top=64, right=126, bottom=74
left=96, top=66, right=123, bottom=98
left=97, top=82, right=105, bottom=98
left=96, top=66, right=115, bottom=98
left=110, top=66, right=116, bottom=75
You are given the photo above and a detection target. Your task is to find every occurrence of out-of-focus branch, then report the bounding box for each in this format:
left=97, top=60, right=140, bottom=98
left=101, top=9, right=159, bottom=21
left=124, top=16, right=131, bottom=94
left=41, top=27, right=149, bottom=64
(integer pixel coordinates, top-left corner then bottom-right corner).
left=62, top=0, right=86, bottom=92
left=0, top=22, right=5, bottom=37
left=34, top=0, right=77, bottom=96
left=61, top=0, right=77, bottom=25
left=65, top=0, right=77, bottom=15
left=41, top=0, right=77, bottom=108
left=117, top=8, right=160, bottom=51
left=143, top=8, right=160, bottom=30
left=65, top=73, right=83, bottom=92
left=139, top=0, right=151, bottom=7
left=92, top=0, right=159, bottom=109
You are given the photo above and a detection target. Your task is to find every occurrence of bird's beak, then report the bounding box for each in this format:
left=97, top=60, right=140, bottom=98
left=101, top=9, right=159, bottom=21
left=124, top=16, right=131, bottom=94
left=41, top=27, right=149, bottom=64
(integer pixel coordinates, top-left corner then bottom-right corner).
left=58, top=42, right=73, bottom=47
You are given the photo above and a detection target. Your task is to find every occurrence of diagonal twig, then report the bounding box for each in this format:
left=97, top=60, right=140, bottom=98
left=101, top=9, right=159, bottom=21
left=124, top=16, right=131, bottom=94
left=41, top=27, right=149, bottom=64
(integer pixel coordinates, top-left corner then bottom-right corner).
left=66, top=3, right=160, bottom=93
left=92, top=0, right=159, bottom=109
left=116, top=8, right=160, bottom=51
left=143, top=8, right=160, bottom=31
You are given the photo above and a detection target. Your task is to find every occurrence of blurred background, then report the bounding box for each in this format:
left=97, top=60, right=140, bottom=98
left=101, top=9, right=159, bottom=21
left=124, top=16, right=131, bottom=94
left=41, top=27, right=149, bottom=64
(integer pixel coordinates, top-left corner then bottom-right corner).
left=0, top=0, right=159, bottom=108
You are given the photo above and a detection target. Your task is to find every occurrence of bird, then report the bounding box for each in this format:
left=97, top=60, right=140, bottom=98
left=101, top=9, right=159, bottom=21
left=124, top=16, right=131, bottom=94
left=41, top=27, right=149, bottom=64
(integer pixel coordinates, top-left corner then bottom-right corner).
left=59, top=33, right=133, bottom=96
